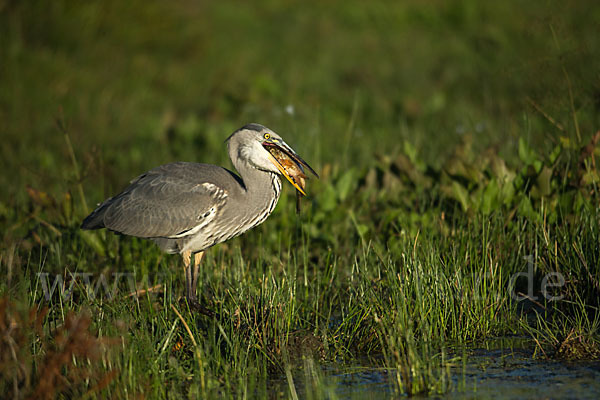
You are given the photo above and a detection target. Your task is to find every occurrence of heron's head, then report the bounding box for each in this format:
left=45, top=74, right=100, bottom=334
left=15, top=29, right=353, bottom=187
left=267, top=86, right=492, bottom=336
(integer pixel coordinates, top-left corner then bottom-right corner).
left=227, top=123, right=318, bottom=194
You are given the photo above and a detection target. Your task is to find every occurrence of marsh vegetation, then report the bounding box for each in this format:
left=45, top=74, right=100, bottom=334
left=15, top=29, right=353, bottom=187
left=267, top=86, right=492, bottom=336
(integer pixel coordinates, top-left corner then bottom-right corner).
left=1, top=0, right=599, bottom=398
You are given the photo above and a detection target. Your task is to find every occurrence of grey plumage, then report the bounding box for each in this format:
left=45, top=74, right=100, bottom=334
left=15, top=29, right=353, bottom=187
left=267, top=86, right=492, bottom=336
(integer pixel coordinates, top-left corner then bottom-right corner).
left=81, top=123, right=317, bottom=306
left=82, top=162, right=251, bottom=252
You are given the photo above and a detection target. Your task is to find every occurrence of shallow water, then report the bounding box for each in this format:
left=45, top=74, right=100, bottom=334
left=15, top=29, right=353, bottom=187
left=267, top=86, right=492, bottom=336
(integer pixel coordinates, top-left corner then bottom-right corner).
left=276, top=338, right=600, bottom=399
left=449, top=340, right=600, bottom=400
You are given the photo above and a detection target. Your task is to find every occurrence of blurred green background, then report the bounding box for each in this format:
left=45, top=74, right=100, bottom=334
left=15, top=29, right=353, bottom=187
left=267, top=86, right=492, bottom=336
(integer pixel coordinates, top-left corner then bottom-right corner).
left=2, top=0, right=599, bottom=208
left=2, top=2, right=600, bottom=397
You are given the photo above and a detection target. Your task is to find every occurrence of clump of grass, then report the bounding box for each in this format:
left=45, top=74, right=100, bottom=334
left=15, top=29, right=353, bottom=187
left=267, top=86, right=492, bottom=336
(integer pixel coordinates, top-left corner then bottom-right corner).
left=525, top=302, right=600, bottom=361
left=553, top=330, right=600, bottom=360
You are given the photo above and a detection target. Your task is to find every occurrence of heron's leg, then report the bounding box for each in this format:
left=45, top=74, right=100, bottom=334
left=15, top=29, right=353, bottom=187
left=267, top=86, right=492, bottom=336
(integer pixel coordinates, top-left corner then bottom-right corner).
left=181, top=251, right=214, bottom=317
left=181, top=249, right=195, bottom=302
left=190, top=251, right=204, bottom=301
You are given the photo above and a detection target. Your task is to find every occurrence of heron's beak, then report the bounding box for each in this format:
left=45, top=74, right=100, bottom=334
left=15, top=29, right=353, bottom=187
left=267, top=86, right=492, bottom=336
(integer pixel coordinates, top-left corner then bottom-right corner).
left=263, top=139, right=318, bottom=196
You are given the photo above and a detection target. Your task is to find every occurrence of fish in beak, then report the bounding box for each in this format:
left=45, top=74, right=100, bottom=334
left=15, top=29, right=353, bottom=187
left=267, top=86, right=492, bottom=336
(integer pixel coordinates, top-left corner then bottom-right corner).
left=262, top=139, right=318, bottom=197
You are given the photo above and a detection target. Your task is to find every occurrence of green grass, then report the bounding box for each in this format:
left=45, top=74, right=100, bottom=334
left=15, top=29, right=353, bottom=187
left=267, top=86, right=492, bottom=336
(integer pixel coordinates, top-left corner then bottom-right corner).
left=2, top=0, right=600, bottom=398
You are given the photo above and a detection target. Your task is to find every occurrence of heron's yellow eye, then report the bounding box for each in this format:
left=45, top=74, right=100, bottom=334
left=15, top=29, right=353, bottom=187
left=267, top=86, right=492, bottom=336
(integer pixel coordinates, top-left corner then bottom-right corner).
left=264, top=133, right=271, bottom=140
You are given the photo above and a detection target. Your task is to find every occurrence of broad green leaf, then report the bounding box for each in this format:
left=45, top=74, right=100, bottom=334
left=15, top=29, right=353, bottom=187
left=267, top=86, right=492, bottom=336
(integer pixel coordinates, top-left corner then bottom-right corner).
left=518, top=137, right=537, bottom=165
left=549, top=145, right=561, bottom=164
left=320, top=184, right=337, bottom=211
left=403, top=140, right=419, bottom=164
left=452, top=181, right=470, bottom=212
left=535, top=166, right=553, bottom=197
left=336, top=168, right=356, bottom=201
left=517, top=195, right=541, bottom=222
left=480, top=179, right=500, bottom=214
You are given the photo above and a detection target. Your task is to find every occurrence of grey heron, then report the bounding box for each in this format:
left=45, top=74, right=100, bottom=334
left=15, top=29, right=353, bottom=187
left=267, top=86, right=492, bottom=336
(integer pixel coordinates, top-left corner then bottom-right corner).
left=81, top=123, right=318, bottom=309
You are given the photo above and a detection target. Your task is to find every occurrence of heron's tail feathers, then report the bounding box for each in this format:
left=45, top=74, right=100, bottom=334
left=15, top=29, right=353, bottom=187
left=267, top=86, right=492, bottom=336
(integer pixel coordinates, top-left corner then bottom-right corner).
left=81, top=202, right=109, bottom=230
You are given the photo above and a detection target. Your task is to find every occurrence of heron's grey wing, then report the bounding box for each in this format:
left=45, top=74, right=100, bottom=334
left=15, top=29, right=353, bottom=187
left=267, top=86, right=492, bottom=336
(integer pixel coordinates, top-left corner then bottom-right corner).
left=83, top=163, right=231, bottom=238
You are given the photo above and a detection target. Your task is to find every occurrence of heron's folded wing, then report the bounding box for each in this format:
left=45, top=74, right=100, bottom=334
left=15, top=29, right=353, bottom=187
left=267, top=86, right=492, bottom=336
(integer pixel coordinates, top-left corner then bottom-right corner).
left=93, top=165, right=229, bottom=238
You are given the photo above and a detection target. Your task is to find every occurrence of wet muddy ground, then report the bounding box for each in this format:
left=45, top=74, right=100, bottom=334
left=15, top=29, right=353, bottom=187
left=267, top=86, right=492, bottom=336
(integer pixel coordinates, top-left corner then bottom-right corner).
left=274, top=338, right=600, bottom=399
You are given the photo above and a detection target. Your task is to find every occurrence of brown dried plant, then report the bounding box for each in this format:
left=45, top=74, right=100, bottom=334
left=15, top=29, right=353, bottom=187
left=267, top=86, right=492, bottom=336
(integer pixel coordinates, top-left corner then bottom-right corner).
left=0, top=297, right=119, bottom=399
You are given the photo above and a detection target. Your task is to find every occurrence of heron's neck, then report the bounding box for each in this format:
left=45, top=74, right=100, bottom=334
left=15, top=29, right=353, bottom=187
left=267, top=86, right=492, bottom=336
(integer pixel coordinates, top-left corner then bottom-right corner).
left=234, top=160, right=282, bottom=216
